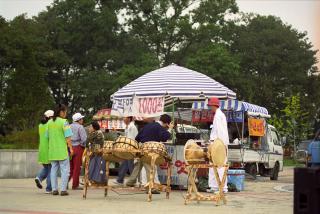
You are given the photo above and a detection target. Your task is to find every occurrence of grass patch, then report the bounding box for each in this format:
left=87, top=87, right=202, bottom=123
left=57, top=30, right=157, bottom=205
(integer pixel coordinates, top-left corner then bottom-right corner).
left=0, top=128, right=38, bottom=149
left=283, top=158, right=304, bottom=167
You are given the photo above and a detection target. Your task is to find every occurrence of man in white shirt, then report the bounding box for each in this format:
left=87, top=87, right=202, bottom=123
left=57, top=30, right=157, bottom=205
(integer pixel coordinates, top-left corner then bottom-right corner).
left=114, top=116, right=138, bottom=185
left=207, top=97, right=229, bottom=193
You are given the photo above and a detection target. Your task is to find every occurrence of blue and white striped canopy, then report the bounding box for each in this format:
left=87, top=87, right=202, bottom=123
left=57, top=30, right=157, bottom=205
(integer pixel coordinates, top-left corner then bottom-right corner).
left=111, top=64, right=236, bottom=101
left=193, top=99, right=269, bottom=116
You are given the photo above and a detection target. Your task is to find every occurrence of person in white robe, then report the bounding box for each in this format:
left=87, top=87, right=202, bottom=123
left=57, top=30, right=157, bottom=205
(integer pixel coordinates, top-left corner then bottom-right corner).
left=207, top=97, right=229, bottom=193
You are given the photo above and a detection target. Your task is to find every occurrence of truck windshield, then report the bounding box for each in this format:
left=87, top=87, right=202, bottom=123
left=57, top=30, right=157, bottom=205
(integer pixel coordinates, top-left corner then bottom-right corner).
left=271, top=129, right=281, bottom=146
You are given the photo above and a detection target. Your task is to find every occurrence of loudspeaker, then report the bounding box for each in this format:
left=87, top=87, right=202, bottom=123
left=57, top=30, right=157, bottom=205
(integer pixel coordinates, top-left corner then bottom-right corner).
left=294, top=167, right=320, bottom=214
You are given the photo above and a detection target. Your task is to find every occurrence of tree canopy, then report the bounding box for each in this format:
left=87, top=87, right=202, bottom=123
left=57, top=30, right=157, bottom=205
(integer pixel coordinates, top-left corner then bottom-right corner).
left=0, top=0, right=319, bottom=143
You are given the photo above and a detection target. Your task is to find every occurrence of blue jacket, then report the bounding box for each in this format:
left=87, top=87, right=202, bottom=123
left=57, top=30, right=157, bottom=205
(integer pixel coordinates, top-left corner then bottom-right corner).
left=136, top=122, right=170, bottom=143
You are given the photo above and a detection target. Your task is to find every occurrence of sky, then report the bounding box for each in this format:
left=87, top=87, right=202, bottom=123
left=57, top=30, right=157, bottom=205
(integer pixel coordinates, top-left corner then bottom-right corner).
left=0, top=0, right=319, bottom=68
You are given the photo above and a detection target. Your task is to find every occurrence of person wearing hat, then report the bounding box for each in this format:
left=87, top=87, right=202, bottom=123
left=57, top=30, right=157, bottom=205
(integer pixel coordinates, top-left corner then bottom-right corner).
left=69, top=112, right=87, bottom=190
left=207, top=97, right=229, bottom=193
left=35, top=110, right=54, bottom=193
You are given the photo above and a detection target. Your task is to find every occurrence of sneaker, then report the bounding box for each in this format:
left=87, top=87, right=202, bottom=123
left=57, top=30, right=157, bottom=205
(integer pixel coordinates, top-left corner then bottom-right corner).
left=35, top=178, right=42, bottom=189
left=112, top=180, right=123, bottom=186
left=60, top=191, right=69, bottom=196
left=52, top=190, right=59, bottom=195
left=206, top=188, right=217, bottom=193
left=45, top=190, right=52, bottom=194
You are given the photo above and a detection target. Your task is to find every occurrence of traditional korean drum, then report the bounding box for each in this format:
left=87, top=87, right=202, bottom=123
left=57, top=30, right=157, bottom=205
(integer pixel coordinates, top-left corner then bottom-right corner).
left=101, top=141, right=120, bottom=162
left=113, top=136, right=139, bottom=160
left=207, top=138, right=227, bottom=167
left=140, top=142, right=169, bottom=165
left=183, top=139, right=208, bottom=165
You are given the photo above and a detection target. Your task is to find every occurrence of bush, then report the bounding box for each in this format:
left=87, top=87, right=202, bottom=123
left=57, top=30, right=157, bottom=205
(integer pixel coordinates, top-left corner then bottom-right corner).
left=0, top=128, right=38, bottom=149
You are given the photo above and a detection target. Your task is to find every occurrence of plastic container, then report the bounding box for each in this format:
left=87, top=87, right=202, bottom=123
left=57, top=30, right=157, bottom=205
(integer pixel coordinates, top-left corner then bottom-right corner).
left=227, top=169, right=245, bottom=191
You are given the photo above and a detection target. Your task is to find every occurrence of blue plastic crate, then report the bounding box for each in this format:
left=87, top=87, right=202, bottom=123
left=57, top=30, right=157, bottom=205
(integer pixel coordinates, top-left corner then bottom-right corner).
left=227, top=169, right=245, bottom=191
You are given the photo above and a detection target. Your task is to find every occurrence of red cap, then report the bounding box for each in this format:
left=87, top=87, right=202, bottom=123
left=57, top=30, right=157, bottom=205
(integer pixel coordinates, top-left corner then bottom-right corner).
left=208, top=97, right=220, bottom=107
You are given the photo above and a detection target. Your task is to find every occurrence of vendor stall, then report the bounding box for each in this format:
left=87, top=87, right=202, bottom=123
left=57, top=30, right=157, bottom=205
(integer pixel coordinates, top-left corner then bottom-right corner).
left=110, top=64, right=236, bottom=187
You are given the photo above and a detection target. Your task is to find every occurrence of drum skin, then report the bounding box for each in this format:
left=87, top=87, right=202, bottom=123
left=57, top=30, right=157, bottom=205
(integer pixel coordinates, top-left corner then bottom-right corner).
left=207, top=138, right=226, bottom=167
left=184, top=139, right=207, bottom=165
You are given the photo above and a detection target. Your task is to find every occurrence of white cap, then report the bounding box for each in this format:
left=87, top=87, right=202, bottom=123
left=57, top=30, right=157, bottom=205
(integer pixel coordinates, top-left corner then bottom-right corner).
left=44, top=110, right=54, bottom=118
left=72, top=112, right=85, bottom=122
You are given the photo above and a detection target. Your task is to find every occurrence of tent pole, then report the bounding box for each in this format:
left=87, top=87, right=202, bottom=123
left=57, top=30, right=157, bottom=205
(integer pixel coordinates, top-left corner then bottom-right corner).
left=171, top=98, right=175, bottom=144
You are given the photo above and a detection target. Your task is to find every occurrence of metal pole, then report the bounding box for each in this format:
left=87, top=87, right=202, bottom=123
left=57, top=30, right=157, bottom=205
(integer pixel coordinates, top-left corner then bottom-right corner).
left=171, top=98, right=175, bottom=144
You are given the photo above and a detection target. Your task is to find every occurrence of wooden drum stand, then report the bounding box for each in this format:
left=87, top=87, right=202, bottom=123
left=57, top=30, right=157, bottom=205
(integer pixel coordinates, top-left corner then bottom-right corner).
left=183, top=139, right=229, bottom=205
left=140, top=142, right=172, bottom=202
left=82, top=139, right=172, bottom=202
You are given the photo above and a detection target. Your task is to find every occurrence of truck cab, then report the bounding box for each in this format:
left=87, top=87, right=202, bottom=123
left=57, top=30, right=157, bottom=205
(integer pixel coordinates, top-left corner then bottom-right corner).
left=228, top=124, right=284, bottom=180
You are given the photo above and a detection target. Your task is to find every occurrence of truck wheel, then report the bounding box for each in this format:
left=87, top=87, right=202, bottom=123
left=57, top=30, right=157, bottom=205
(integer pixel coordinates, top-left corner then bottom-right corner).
left=248, top=164, right=257, bottom=179
left=270, top=163, right=279, bottom=180
left=258, top=164, right=268, bottom=177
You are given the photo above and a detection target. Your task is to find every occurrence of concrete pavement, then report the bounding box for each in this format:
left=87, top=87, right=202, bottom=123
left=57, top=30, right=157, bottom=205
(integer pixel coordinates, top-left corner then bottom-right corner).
left=0, top=167, right=293, bottom=214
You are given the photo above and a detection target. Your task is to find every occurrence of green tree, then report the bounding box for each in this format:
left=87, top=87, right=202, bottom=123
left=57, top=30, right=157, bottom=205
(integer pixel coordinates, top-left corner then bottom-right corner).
left=0, top=15, right=54, bottom=131
left=5, top=47, right=53, bottom=130
left=122, top=0, right=238, bottom=65
left=185, top=43, right=240, bottom=93
left=0, top=16, right=10, bottom=122
left=36, top=0, right=122, bottom=114
left=230, top=15, right=318, bottom=114
left=270, top=94, right=312, bottom=150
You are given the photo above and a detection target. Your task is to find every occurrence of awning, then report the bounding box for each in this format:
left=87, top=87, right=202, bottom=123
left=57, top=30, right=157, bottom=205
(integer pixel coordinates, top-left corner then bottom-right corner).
left=192, top=99, right=269, bottom=117
left=111, top=64, right=236, bottom=101
left=111, top=64, right=236, bottom=117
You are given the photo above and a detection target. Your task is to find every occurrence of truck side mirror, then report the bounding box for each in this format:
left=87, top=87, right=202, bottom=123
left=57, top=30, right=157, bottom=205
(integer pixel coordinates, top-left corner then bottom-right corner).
left=281, top=136, right=286, bottom=146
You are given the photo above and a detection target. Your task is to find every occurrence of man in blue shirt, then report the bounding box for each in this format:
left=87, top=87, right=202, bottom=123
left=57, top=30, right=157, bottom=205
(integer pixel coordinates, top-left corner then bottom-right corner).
left=125, top=114, right=173, bottom=193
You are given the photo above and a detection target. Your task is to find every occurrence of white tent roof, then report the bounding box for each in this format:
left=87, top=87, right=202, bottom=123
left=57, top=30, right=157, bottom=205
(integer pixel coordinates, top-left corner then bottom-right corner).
left=111, top=64, right=236, bottom=101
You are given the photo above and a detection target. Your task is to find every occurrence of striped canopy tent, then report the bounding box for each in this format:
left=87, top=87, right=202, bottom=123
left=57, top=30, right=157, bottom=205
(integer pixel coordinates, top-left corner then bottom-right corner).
left=193, top=99, right=270, bottom=118
left=111, top=64, right=236, bottom=104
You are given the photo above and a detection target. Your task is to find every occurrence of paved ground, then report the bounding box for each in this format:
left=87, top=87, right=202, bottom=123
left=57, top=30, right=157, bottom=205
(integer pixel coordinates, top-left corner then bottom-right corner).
left=0, top=167, right=293, bottom=214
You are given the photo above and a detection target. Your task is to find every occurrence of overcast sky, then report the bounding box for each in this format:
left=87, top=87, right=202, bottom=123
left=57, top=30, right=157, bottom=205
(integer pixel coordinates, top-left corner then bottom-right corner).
left=0, top=0, right=319, bottom=68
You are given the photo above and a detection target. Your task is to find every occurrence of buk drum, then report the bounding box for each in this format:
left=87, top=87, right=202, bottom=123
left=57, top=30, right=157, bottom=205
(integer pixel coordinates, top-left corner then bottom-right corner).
left=101, top=141, right=121, bottom=162
left=140, top=142, right=169, bottom=165
left=183, top=139, right=208, bottom=165
left=207, top=138, right=227, bottom=167
left=113, top=136, right=139, bottom=160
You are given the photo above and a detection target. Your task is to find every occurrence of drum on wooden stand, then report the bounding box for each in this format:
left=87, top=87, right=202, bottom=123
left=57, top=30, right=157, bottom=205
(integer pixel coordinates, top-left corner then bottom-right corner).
left=113, top=136, right=140, bottom=160
left=183, top=139, right=208, bottom=165
left=140, top=141, right=170, bottom=165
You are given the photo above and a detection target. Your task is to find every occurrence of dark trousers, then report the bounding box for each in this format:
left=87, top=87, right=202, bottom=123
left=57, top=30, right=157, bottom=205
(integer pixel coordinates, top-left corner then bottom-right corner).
left=69, top=145, right=84, bottom=188
left=117, top=160, right=134, bottom=183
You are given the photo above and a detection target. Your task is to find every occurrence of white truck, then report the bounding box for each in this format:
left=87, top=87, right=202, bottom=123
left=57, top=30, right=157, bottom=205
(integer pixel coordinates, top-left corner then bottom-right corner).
left=228, top=124, right=284, bottom=180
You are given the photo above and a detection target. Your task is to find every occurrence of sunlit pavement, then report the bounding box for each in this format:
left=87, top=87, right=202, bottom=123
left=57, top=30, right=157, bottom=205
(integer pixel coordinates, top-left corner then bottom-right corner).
left=0, top=167, right=293, bottom=214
